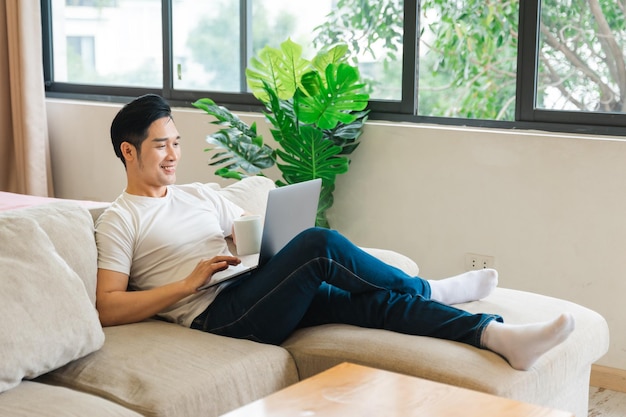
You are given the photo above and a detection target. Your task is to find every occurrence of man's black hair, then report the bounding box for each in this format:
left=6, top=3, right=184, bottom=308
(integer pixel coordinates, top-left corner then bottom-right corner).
left=110, top=94, right=172, bottom=167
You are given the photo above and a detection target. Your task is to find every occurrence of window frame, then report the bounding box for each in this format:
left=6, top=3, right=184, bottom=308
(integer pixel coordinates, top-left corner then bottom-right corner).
left=40, top=0, right=626, bottom=137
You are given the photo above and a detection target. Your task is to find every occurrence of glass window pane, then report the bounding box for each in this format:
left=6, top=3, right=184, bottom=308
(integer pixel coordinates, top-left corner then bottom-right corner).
left=251, top=1, right=332, bottom=59
left=418, top=0, right=519, bottom=120
left=172, top=0, right=240, bottom=92
left=51, top=0, right=162, bottom=87
left=537, top=0, right=626, bottom=113
left=310, top=0, right=404, bottom=101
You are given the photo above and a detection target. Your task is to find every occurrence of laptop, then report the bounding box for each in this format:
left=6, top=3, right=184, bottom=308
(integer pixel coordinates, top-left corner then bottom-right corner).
left=197, top=178, right=322, bottom=290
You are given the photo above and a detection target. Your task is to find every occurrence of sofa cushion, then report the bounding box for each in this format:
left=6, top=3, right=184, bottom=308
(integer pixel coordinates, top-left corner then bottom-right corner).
left=39, top=320, right=299, bottom=417
left=1, top=202, right=100, bottom=304
left=0, top=216, right=105, bottom=393
left=0, top=381, right=142, bottom=417
left=361, top=247, right=419, bottom=275
left=214, top=176, right=276, bottom=216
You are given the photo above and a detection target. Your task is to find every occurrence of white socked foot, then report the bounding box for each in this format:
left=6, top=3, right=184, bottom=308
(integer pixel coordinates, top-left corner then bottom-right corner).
left=428, top=269, right=498, bottom=305
left=481, top=313, right=576, bottom=371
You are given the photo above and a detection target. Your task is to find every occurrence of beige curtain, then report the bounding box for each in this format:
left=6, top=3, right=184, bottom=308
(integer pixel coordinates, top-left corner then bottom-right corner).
left=0, top=0, right=53, bottom=196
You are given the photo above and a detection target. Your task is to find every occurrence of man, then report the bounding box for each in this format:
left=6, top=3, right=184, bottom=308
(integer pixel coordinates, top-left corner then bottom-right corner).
left=95, top=94, right=574, bottom=371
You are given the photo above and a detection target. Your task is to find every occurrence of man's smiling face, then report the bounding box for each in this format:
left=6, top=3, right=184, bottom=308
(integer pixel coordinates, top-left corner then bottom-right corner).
left=125, top=116, right=181, bottom=197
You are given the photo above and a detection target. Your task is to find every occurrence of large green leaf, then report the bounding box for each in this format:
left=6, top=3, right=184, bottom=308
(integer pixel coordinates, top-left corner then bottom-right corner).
left=296, top=63, right=369, bottom=130
left=324, top=110, right=369, bottom=155
left=246, top=38, right=310, bottom=102
left=205, top=128, right=275, bottom=174
left=275, top=125, right=349, bottom=185
left=193, top=98, right=275, bottom=179
left=311, top=44, right=351, bottom=84
left=193, top=98, right=260, bottom=144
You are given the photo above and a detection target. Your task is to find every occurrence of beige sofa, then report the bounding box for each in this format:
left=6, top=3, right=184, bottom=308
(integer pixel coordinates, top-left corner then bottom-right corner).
left=0, top=176, right=609, bottom=417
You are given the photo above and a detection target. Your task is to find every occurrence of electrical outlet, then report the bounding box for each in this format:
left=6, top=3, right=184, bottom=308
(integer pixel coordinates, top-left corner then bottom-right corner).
left=465, top=253, right=495, bottom=270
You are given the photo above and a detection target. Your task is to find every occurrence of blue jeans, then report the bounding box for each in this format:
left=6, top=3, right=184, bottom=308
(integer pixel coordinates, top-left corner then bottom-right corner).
left=191, top=228, right=502, bottom=347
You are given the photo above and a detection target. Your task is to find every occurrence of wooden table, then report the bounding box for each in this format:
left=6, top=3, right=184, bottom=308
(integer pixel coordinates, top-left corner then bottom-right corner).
left=221, top=362, right=574, bottom=417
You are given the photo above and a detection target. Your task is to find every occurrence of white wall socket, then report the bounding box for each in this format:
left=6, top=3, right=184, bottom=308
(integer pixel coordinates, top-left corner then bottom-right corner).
left=465, top=253, right=495, bottom=270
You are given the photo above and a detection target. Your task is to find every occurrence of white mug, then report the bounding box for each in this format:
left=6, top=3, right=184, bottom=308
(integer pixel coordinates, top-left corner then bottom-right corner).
left=233, top=215, right=263, bottom=255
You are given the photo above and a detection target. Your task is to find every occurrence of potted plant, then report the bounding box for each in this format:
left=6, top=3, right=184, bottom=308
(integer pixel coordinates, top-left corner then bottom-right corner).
left=193, top=38, right=369, bottom=228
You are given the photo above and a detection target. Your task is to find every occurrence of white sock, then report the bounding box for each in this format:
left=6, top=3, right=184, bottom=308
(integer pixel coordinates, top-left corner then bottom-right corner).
left=428, top=269, right=498, bottom=305
left=481, top=313, right=575, bottom=371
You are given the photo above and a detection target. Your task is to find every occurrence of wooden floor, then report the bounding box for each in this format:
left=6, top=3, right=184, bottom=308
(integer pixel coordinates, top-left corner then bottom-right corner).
left=588, top=387, right=626, bottom=416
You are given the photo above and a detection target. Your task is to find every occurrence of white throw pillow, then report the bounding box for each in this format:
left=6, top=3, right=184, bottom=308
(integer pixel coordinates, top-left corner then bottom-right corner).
left=9, top=202, right=100, bottom=305
left=0, top=217, right=105, bottom=393
left=215, top=176, right=276, bottom=215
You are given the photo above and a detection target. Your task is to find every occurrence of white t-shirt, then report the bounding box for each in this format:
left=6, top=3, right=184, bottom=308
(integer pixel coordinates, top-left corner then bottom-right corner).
left=95, top=183, right=245, bottom=327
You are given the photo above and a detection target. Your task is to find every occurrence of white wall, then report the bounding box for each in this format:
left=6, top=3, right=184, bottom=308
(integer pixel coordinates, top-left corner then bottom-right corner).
left=47, top=98, right=626, bottom=370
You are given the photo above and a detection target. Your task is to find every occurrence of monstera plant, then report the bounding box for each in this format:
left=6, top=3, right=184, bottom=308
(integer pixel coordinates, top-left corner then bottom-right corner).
left=192, top=38, right=369, bottom=228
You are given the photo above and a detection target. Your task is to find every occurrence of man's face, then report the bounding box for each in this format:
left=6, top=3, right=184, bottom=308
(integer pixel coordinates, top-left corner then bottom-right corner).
left=127, top=116, right=181, bottom=196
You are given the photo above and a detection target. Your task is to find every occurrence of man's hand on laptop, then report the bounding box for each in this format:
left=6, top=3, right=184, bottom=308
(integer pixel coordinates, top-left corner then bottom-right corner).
left=188, top=256, right=241, bottom=293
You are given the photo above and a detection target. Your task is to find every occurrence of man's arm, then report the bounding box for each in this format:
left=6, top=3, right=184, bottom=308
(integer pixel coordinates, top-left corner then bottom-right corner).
left=95, top=256, right=241, bottom=327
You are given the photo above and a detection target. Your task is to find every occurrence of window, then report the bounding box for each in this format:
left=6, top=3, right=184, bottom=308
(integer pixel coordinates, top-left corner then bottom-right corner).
left=536, top=0, right=625, bottom=113
left=418, top=0, right=519, bottom=120
left=171, top=0, right=241, bottom=92
left=48, top=0, right=161, bottom=88
left=41, top=0, right=626, bottom=134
